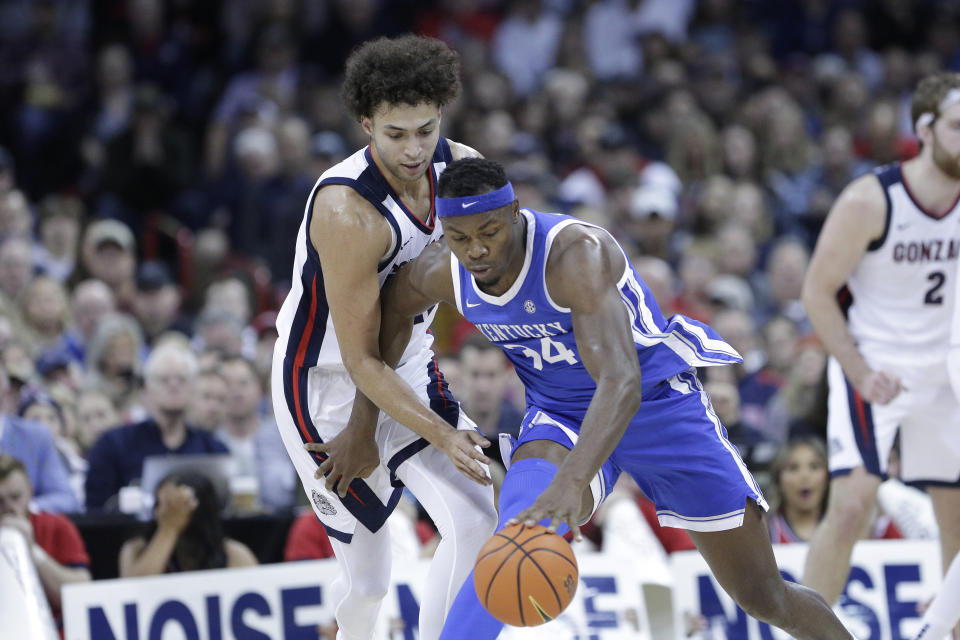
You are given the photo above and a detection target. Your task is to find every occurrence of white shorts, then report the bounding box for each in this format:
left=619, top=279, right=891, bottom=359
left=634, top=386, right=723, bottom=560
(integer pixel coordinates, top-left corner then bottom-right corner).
left=826, top=356, right=960, bottom=484
left=272, top=348, right=475, bottom=542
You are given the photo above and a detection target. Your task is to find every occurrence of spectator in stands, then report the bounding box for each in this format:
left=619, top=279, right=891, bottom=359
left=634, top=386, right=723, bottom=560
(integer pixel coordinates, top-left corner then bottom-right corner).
left=0, top=365, right=77, bottom=513
left=133, top=261, right=188, bottom=347
left=284, top=509, right=335, bottom=562
left=118, top=469, right=257, bottom=576
left=0, top=236, right=34, bottom=305
left=66, top=278, right=116, bottom=363
left=85, top=340, right=228, bottom=511
left=80, top=219, right=137, bottom=311
left=18, top=388, right=85, bottom=506
left=0, top=454, right=90, bottom=624
left=22, top=275, right=71, bottom=356
left=97, top=84, right=194, bottom=229
left=188, top=368, right=228, bottom=432
left=34, top=195, right=83, bottom=283
left=703, top=379, right=777, bottom=479
left=458, top=334, right=523, bottom=474
left=738, top=315, right=800, bottom=433
left=0, top=189, right=32, bottom=239
left=216, top=356, right=294, bottom=510
left=768, top=435, right=830, bottom=543
left=74, top=388, right=119, bottom=455
left=84, top=312, right=144, bottom=420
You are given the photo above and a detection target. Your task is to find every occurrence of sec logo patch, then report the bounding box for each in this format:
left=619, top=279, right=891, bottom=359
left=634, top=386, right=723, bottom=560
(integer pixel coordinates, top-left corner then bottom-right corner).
left=524, top=300, right=536, bottom=314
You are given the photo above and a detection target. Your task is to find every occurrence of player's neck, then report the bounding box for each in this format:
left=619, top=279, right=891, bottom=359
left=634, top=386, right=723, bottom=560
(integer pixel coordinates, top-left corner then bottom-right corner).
left=369, top=143, right=430, bottom=202
left=902, top=155, right=960, bottom=215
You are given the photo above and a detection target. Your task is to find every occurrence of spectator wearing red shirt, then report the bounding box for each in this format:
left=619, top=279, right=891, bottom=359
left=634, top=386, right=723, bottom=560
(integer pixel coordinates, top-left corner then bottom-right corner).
left=0, top=453, right=91, bottom=624
left=284, top=509, right=335, bottom=561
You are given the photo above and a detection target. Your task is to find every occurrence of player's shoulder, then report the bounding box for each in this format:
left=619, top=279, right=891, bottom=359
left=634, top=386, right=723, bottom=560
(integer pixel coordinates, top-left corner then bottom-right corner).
left=547, top=220, right=623, bottom=285
left=835, top=171, right=886, bottom=213
left=447, top=139, right=484, bottom=161
left=312, top=183, right=386, bottom=233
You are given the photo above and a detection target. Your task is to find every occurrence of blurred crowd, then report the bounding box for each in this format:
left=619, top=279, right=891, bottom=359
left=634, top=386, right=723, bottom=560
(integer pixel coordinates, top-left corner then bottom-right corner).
left=0, top=0, right=957, bottom=632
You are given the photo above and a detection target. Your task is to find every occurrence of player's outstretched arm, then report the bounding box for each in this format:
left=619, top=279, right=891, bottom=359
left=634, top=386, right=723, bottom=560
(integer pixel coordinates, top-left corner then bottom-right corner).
left=511, top=227, right=642, bottom=538
left=304, top=189, right=489, bottom=487
left=801, top=174, right=903, bottom=404
left=379, top=242, right=494, bottom=483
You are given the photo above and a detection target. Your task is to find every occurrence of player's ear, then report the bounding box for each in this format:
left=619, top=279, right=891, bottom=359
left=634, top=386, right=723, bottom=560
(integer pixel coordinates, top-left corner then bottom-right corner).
left=360, top=116, right=373, bottom=137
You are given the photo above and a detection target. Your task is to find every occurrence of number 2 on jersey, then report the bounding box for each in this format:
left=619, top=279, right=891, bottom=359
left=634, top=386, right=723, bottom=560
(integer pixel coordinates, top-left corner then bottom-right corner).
left=504, top=337, right=578, bottom=370
left=925, top=270, right=946, bottom=305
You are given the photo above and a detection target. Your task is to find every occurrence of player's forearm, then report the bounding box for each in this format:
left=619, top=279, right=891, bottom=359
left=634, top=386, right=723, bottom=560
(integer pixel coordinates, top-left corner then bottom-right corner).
left=557, top=374, right=642, bottom=487
left=347, top=356, right=453, bottom=447
left=802, top=287, right=870, bottom=383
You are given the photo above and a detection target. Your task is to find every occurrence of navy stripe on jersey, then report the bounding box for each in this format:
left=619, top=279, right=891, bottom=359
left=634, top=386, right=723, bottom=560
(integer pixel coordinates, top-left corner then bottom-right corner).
left=868, top=164, right=897, bottom=251
left=281, top=195, right=403, bottom=533
left=318, top=175, right=405, bottom=272
left=843, top=378, right=882, bottom=476
left=386, top=358, right=461, bottom=486
left=363, top=147, right=439, bottom=234
left=836, top=285, right=853, bottom=319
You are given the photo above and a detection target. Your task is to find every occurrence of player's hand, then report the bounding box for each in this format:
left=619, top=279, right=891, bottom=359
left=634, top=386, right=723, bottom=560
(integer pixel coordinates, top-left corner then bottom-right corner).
left=856, top=369, right=904, bottom=405
left=304, top=429, right=381, bottom=498
left=508, top=478, right=585, bottom=542
left=436, top=429, right=492, bottom=486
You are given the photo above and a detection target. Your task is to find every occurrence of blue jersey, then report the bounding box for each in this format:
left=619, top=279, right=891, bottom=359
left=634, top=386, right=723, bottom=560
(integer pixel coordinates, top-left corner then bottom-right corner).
left=450, top=209, right=741, bottom=419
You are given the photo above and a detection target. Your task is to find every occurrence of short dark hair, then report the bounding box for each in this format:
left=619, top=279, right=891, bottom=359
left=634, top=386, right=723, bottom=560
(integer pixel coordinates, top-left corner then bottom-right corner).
left=342, top=35, right=460, bottom=121
left=437, top=158, right=508, bottom=198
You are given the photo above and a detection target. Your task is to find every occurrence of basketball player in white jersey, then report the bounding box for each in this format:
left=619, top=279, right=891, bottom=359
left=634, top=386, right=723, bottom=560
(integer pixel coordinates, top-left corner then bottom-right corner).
left=270, top=36, right=496, bottom=639
left=802, top=73, right=960, bottom=619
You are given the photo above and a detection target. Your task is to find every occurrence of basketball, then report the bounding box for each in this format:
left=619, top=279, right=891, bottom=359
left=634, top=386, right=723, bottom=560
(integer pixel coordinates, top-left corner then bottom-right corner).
left=473, top=523, right=578, bottom=627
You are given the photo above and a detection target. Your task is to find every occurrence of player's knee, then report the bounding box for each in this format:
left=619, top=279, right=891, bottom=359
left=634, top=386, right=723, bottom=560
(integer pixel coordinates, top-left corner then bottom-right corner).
left=347, top=579, right=390, bottom=604
left=825, top=487, right=875, bottom=536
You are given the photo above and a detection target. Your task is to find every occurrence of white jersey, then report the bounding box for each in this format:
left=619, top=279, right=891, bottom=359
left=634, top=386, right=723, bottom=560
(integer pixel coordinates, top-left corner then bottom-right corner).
left=274, top=138, right=453, bottom=377
left=845, top=163, right=960, bottom=371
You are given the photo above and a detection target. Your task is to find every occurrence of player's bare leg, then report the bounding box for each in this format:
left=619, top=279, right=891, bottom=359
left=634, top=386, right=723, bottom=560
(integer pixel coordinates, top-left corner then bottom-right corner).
left=802, top=467, right=881, bottom=604
left=689, top=501, right=854, bottom=640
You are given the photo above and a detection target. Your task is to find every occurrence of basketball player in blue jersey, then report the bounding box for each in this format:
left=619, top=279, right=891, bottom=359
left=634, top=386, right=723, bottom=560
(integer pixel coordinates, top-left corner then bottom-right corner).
left=359, top=157, right=853, bottom=638
left=802, top=72, right=960, bottom=624
left=271, top=36, right=497, bottom=640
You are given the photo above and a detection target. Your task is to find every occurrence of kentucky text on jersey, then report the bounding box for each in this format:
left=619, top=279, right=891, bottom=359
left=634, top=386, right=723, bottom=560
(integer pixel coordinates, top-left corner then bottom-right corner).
left=474, top=321, right=566, bottom=342
left=892, top=239, right=960, bottom=263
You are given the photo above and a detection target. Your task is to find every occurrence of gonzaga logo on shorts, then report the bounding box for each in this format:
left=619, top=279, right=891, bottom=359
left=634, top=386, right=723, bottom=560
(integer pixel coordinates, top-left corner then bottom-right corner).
left=312, top=489, right=337, bottom=515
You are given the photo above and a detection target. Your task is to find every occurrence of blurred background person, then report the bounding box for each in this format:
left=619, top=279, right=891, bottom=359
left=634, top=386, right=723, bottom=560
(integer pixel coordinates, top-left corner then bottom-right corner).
left=118, top=469, right=256, bottom=576
left=0, top=454, right=90, bottom=626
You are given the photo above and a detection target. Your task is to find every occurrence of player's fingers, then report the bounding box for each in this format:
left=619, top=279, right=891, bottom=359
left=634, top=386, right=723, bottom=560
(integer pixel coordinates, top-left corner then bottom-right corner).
left=338, top=472, right=359, bottom=498
left=324, top=471, right=341, bottom=493
left=468, top=447, right=492, bottom=465
left=303, top=442, right=328, bottom=453
left=467, top=431, right=491, bottom=448
left=570, top=521, right=582, bottom=542
left=314, top=458, right=334, bottom=480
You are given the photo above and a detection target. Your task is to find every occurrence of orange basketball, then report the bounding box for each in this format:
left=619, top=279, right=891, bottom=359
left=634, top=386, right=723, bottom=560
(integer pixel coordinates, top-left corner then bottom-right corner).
left=473, top=523, right=578, bottom=627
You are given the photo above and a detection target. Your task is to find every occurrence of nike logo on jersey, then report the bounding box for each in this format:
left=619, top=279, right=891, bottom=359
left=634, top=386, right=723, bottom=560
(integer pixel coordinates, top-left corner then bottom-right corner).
left=461, top=201, right=479, bottom=208
left=465, top=300, right=482, bottom=308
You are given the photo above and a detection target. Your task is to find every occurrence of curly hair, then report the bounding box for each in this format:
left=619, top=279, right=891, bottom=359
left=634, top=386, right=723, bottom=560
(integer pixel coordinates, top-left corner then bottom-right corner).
left=437, top=158, right=508, bottom=198
left=341, top=35, right=461, bottom=121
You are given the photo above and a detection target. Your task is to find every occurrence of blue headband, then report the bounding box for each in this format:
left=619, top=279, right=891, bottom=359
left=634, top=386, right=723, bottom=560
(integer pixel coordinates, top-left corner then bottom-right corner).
left=435, top=182, right=515, bottom=218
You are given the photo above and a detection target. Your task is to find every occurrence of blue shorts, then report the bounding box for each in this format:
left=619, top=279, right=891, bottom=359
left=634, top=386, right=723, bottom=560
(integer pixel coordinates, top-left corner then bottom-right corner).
left=508, top=370, right=767, bottom=532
